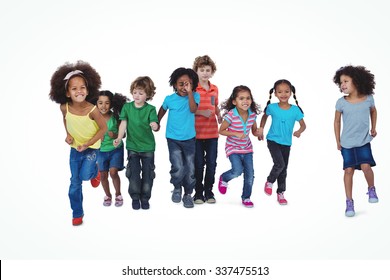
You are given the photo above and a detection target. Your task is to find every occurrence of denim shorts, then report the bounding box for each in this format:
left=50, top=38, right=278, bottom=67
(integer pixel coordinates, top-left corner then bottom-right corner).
left=341, top=142, right=376, bottom=170
left=97, top=145, right=125, bottom=172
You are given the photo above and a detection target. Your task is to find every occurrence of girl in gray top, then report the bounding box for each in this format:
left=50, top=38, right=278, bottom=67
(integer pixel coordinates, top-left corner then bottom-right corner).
left=333, top=65, right=378, bottom=218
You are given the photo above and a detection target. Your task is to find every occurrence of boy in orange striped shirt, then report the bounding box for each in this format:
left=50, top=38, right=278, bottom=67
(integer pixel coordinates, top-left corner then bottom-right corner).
left=192, top=55, right=222, bottom=204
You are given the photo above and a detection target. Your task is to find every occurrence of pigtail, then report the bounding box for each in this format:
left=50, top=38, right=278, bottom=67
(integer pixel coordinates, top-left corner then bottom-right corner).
left=263, top=88, right=273, bottom=114
left=291, top=85, right=304, bottom=114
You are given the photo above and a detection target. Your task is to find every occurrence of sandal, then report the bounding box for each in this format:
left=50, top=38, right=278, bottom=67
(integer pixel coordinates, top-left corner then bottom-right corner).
left=115, top=195, right=123, bottom=207
left=103, top=196, right=112, bottom=207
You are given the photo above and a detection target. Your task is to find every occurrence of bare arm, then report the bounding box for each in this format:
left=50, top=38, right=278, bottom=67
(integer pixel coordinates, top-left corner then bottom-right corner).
left=370, top=106, right=377, bottom=137
left=219, top=120, right=246, bottom=139
left=81, top=107, right=107, bottom=150
left=334, top=110, right=342, bottom=150
left=157, top=106, right=167, bottom=123
left=293, top=118, right=306, bottom=138
left=60, top=104, right=73, bottom=145
left=258, top=113, right=269, bottom=141
left=187, top=90, right=198, bottom=113
left=113, top=120, right=127, bottom=147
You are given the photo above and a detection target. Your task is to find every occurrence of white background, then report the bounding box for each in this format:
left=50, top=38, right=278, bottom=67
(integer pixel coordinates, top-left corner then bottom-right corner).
left=1, top=0, right=390, bottom=278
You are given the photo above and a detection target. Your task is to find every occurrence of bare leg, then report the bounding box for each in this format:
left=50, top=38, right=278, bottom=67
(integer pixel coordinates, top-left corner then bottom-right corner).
left=109, top=168, right=121, bottom=197
left=100, top=171, right=111, bottom=198
left=361, top=164, right=374, bottom=187
left=344, top=167, right=354, bottom=200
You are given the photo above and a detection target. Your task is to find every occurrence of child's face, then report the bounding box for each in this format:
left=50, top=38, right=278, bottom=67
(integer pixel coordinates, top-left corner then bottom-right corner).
left=66, top=76, right=88, bottom=103
left=175, top=75, right=192, bottom=96
left=97, top=95, right=111, bottom=115
left=339, top=74, right=357, bottom=95
left=132, top=87, right=147, bottom=107
left=233, top=90, right=252, bottom=111
left=196, top=65, right=213, bottom=83
left=274, top=83, right=292, bottom=103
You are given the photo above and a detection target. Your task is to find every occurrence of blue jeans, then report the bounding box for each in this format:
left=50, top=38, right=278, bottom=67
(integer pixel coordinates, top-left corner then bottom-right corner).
left=221, top=153, right=254, bottom=200
left=195, top=138, right=218, bottom=196
left=167, top=138, right=196, bottom=195
left=126, top=150, right=155, bottom=201
left=267, top=140, right=290, bottom=193
left=97, top=145, right=125, bottom=172
left=69, top=148, right=99, bottom=218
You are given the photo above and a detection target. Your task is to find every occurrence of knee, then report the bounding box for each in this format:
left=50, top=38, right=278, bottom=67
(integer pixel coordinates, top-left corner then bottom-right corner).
left=101, top=171, right=109, bottom=181
left=109, top=169, right=119, bottom=179
left=344, top=167, right=354, bottom=176
left=360, top=164, right=372, bottom=173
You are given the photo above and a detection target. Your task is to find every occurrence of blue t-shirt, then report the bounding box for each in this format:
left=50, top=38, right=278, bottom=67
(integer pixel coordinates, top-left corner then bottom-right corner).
left=335, top=95, right=375, bottom=149
left=266, top=103, right=304, bottom=146
left=162, top=92, right=200, bottom=140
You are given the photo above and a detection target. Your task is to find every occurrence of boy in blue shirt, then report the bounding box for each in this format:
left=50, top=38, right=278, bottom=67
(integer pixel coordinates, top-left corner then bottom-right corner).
left=158, top=68, right=200, bottom=208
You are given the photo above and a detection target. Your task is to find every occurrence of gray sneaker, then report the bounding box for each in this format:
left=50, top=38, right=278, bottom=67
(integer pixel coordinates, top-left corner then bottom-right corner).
left=171, top=187, right=182, bottom=203
left=182, top=194, right=194, bottom=208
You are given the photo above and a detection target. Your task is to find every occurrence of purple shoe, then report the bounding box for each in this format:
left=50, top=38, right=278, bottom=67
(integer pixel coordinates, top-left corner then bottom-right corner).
left=345, top=199, right=355, bottom=217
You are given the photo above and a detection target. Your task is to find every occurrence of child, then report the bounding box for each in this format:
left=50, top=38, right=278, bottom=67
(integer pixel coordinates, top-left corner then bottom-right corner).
left=218, top=85, right=261, bottom=208
left=333, top=65, right=378, bottom=217
left=114, top=76, right=159, bottom=210
left=96, top=90, right=128, bottom=207
left=258, top=79, right=306, bottom=205
left=49, top=61, right=107, bottom=226
left=158, top=67, right=200, bottom=208
left=192, top=55, right=222, bottom=204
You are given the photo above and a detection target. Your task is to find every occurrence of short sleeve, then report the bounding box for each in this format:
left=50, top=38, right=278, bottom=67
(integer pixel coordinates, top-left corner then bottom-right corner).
left=335, top=97, right=344, bottom=112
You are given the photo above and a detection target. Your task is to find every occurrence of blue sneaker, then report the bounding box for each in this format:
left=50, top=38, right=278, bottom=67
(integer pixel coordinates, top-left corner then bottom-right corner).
left=182, top=194, right=194, bottom=208
left=345, top=199, right=355, bottom=217
left=171, top=187, right=182, bottom=203
left=367, top=187, right=379, bottom=203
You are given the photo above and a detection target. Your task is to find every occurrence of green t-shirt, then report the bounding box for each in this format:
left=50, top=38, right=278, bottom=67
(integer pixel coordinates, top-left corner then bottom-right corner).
left=100, top=115, right=122, bottom=152
left=119, top=102, right=158, bottom=152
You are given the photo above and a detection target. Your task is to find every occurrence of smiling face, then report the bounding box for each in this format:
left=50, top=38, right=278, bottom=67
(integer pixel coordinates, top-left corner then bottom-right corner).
left=339, top=74, right=357, bottom=95
left=274, top=83, right=292, bottom=104
left=66, top=76, right=88, bottom=103
left=97, top=95, right=111, bottom=115
left=233, top=90, right=252, bottom=111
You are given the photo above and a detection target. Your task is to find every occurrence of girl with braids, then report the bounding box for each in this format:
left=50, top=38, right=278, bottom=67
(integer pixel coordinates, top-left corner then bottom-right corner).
left=95, top=90, right=129, bottom=207
left=333, top=65, right=378, bottom=217
left=218, top=85, right=261, bottom=208
left=49, top=61, right=107, bottom=226
left=258, top=79, right=306, bottom=205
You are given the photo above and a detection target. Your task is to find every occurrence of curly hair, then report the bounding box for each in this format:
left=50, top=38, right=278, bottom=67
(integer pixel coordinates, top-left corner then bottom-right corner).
left=192, top=55, right=217, bottom=73
left=130, top=76, right=156, bottom=101
left=169, top=67, right=199, bottom=92
left=333, top=65, right=375, bottom=95
left=264, top=79, right=304, bottom=114
left=220, top=85, right=261, bottom=117
left=49, top=60, right=101, bottom=104
left=96, top=90, right=129, bottom=121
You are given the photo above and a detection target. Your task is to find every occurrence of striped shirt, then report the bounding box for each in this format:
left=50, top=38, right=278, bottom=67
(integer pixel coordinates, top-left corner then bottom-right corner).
left=195, top=82, right=219, bottom=139
left=224, top=108, right=257, bottom=157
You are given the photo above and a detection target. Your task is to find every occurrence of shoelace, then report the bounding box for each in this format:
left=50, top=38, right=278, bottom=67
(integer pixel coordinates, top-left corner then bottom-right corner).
left=367, top=187, right=377, bottom=197
left=346, top=200, right=354, bottom=208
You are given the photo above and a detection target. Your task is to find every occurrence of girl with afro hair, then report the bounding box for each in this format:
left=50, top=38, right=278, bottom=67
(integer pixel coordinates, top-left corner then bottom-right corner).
left=49, top=60, right=107, bottom=226
left=333, top=65, right=378, bottom=217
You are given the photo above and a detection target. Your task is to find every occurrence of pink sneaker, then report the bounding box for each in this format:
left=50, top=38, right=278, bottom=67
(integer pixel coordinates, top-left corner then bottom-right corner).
left=277, top=192, right=288, bottom=205
left=218, top=175, right=228, bottom=194
left=264, top=181, right=273, bottom=196
left=242, top=198, right=254, bottom=208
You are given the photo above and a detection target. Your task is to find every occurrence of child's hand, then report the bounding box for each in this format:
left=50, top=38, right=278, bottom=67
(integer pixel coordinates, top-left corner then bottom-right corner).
left=108, top=131, right=115, bottom=138
left=293, top=130, right=302, bottom=138
left=217, top=115, right=223, bottom=124
left=257, top=127, right=264, bottom=141
left=201, top=109, right=212, bottom=118
left=150, top=122, right=159, bottom=131
left=184, top=81, right=192, bottom=93
left=77, top=144, right=88, bottom=152
left=371, top=129, right=377, bottom=137
left=113, top=138, right=121, bottom=147
left=65, top=135, right=74, bottom=145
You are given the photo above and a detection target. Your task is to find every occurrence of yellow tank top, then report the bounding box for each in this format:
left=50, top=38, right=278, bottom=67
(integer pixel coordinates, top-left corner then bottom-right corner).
left=65, top=103, right=101, bottom=149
